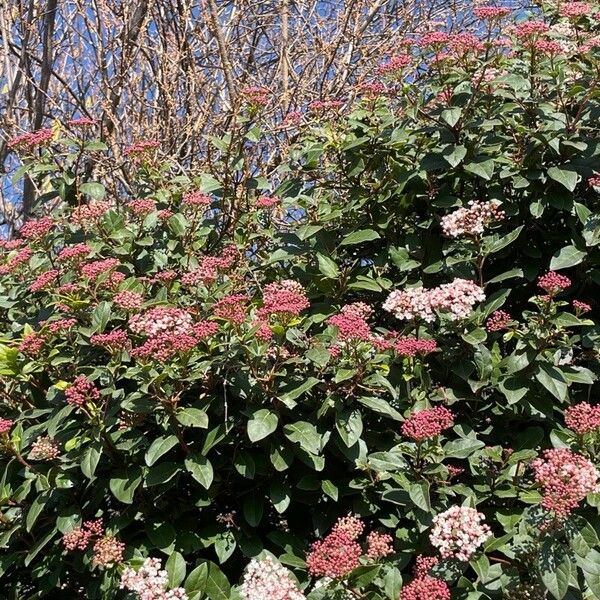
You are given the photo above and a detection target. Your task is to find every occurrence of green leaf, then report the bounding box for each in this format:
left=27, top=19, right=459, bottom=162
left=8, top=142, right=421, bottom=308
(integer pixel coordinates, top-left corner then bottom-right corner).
left=442, top=144, right=467, bottom=168
left=270, top=480, right=291, bottom=513
left=281, top=377, right=320, bottom=403
left=538, top=541, right=572, bottom=599
left=443, top=438, right=485, bottom=458
left=185, top=453, right=214, bottom=489
left=548, top=166, right=579, bottom=192
left=204, top=561, right=231, bottom=600
left=176, top=408, right=209, bottom=429
left=80, top=182, right=106, bottom=200
left=340, top=229, right=380, bottom=246
left=464, top=157, right=495, bottom=180
left=81, top=442, right=102, bottom=479
left=109, top=467, right=143, bottom=504
left=166, top=551, right=186, bottom=588
left=243, top=496, right=264, bottom=527
left=145, top=435, right=178, bottom=466
left=357, top=397, right=403, bottom=421
left=550, top=245, right=586, bottom=270
left=26, top=492, right=48, bottom=532
left=409, top=481, right=431, bottom=512
left=322, top=479, right=339, bottom=501
left=441, top=107, right=462, bottom=127
left=535, top=364, right=568, bottom=402
left=185, top=563, right=208, bottom=595
left=284, top=421, right=322, bottom=455
left=316, top=253, right=339, bottom=278
left=168, top=213, right=189, bottom=236
left=247, top=409, right=278, bottom=442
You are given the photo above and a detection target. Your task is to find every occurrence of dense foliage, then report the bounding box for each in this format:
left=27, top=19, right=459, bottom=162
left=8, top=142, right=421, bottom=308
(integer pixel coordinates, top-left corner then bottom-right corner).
left=1, top=6, right=600, bottom=600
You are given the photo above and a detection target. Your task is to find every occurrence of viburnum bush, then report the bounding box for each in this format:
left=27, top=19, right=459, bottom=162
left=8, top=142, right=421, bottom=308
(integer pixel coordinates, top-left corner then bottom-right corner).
left=1, top=5, right=600, bottom=600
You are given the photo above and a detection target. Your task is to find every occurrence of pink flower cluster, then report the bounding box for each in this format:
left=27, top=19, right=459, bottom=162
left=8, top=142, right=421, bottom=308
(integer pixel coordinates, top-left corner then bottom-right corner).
left=214, top=294, right=248, bottom=325
left=512, top=21, right=549, bottom=39
left=71, top=201, right=111, bottom=225
left=390, top=336, right=438, bottom=357
left=68, top=117, right=97, bottom=127
left=129, top=307, right=194, bottom=337
left=400, top=556, right=450, bottom=600
left=375, top=54, right=412, bottom=76
left=440, top=200, right=504, bottom=238
left=28, top=436, right=60, bottom=460
left=485, top=310, right=512, bottom=332
left=92, top=535, right=125, bottom=567
left=401, top=407, right=454, bottom=441
left=306, top=516, right=363, bottom=579
left=124, top=140, right=160, bottom=157
left=114, top=291, right=144, bottom=310
left=19, top=217, right=55, bottom=241
left=120, top=557, right=188, bottom=600
left=181, top=246, right=238, bottom=287
left=327, top=303, right=373, bottom=342
left=532, top=448, right=600, bottom=518
left=560, top=2, right=592, bottom=18
left=90, top=329, right=130, bottom=350
left=537, top=271, right=571, bottom=294
left=309, top=99, right=344, bottom=113
left=473, top=6, right=512, bottom=19
left=0, top=247, right=33, bottom=275
left=573, top=300, right=591, bottom=314
left=256, top=195, right=281, bottom=209
left=29, top=269, right=60, bottom=292
left=8, top=128, right=54, bottom=152
left=62, top=518, right=104, bottom=551
left=241, top=86, right=270, bottom=107
left=565, top=402, right=600, bottom=435
left=19, top=332, right=45, bottom=356
left=429, top=506, right=491, bottom=561
left=240, top=557, right=305, bottom=600
left=383, top=279, right=485, bottom=322
left=182, top=191, right=211, bottom=207
left=366, top=532, right=394, bottom=559
left=56, top=243, right=92, bottom=263
left=0, top=418, right=14, bottom=434
left=45, top=318, right=77, bottom=334
left=65, top=375, right=100, bottom=407
left=81, top=258, right=120, bottom=280
left=260, top=280, right=310, bottom=320
left=128, top=198, right=157, bottom=216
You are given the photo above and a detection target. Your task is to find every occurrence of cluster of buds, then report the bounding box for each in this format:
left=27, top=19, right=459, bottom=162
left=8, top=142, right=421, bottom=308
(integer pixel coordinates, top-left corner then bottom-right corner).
left=440, top=200, right=504, bottom=238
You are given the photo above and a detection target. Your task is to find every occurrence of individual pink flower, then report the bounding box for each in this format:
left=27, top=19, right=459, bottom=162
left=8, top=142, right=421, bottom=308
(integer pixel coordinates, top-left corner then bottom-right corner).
left=114, top=291, right=144, bottom=310
left=485, top=310, right=512, bottom=332
left=65, top=375, right=100, bottom=407
left=0, top=247, right=33, bottom=275
left=401, top=407, right=454, bottom=441
left=309, top=99, right=344, bottom=113
left=532, top=448, right=599, bottom=519
left=62, top=518, right=103, bottom=551
left=560, top=2, right=592, bottom=18
left=240, top=557, right=305, bottom=600
left=537, top=271, right=571, bottom=295
left=366, top=532, right=394, bottom=559
left=375, top=54, right=412, bottom=77
left=391, top=336, right=438, bottom=357
left=512, top=21, right=549, bottom=39
left=241, top=86, right=270, bottom=107
left=45, top=318, right=77, bottom=334
left=565, top=402, right=600, bottom=435
left=71, top=201, right=111, bottom=225
left=430, top=506, right=491, bottom=561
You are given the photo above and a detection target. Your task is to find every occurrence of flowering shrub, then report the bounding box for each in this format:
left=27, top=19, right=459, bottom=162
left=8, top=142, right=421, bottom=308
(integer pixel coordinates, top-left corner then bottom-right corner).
left=1, top=6, right=600, bottom=600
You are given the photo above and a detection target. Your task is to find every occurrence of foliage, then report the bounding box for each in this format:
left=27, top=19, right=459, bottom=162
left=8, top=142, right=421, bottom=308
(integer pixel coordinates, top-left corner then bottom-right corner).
left=1, top=6, right=600, bottom=600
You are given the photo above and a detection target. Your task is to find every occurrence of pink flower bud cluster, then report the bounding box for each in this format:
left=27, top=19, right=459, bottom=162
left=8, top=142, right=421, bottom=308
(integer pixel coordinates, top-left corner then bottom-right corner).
left=473, top=6, right=512, bottom=19
left=28, top=436, right=60, bottom=460
left=400, top=556, right=450, bottom=600
left=390, top=336, right=438, bottom=357
left=114, top=291, right=144, bottom=310
left=0, top=247, right=33, bottom=275
left=29, top=269, right=60, bottom=292
left=366, top=532, right=394, bottom=559
left=120, top=557, right=189, bottom=600
left=81, top=258, right=120, bottom=280
left=92, top=535, right=125, bottom=567
left=440, top=200, right=504, bottom=238
left=572, top=299, right=591, bottom=314
left=260, top=280, right=310, bottom=319
left=560, top=2, right=593, bottom=18
left=129, top=307, right=195, bottom=337
left=65, top=375, right=100, bottom=407
left=485, top=310, right=512, bottom=332
left=429, top=506, right=491, bottom=561
left=45, top=318, right=77, bottom=334
left=123, top=140, right=160, bottom=157
left=306, top=517, right=363, bottom=579
left=357, top=82, right=389, bottom=98
left=0, top=418, right=14, bottom=434
left=182, top=191, right=212, bottom=207
left=256, top=195, right=281, bottom=209
left=533, top=40, right=563, bottom=55
left=537, top=271, right=571, bottom=294
left=532, top=448, right=599, bottom=518
left=565, top=402, right=600, bottom=435
left=327, top=303, right=373, bottom=342
left=402, top=407, right=454, bottom=441
left=589, top=175, right=600, bottom=188
left=71, top=201, right=111, bottom=225
left=241, top=86, right=270, bottom=107
left=181, top=246, right=238, bottom=287
left=19, top=217, right=55, bottom=241
left=375, top=54, right=412, bottom=76
left=62, top=518, right=104, bottom=551
left=8, top=128, right=54, bottom=152
left=214, top=294, right=248, bottom=325
left=128, top=198, right=157, bottom=216
left=309, top=99, right=344, bottom=113
left=511, top=21, right=550, bottom=39
left=384, top=279, right=485, bottom=322
left=240, top=557, right=305, bottom=600
left=56, top=243, right=92, bottom=263
left=68, top=117, right=97, bottom=127
left=90, top=329, right=130, bottom=350
left=19, top=332, right=45, bottom=356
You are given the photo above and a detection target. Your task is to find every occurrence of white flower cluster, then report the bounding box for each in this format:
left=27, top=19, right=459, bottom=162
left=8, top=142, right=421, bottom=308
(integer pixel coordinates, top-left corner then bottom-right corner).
left=383, top=278, right=485, bottom=323
left=440, top=200, right=504, bottom=238
left=120, top=558, right=188, bottom=600
left=240, top=557, right=305, bottom=600
left=429, top=506, right=491, bottom=561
